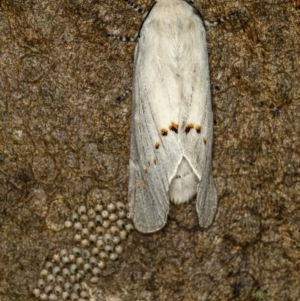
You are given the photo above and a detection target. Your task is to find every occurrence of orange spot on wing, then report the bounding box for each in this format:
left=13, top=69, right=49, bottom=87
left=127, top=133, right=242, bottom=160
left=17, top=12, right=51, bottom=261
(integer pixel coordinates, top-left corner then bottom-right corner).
left=195, top=125, right=202, bottom=133
left=160, top=128, right=168, bottom=136
left=169, top=122, right=178, bottom=133
left=154, top=142, right=160, bottom=149
left=185, top=123, right=194, bottom=134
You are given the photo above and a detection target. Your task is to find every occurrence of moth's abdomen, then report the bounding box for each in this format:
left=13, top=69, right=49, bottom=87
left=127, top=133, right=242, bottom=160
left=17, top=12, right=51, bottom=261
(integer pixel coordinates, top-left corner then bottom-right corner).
left=169, top=157, right=198, bottom=204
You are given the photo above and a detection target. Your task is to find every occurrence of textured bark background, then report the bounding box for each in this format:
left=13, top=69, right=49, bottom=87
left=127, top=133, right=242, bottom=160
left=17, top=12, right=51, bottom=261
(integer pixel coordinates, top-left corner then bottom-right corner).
left=0, top=0, right=299, bottom=300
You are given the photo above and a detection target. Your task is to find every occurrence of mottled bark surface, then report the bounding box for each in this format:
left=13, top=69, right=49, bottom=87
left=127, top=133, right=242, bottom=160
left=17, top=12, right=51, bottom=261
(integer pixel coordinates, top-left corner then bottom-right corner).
left=0, top=0, right=299, bottom=300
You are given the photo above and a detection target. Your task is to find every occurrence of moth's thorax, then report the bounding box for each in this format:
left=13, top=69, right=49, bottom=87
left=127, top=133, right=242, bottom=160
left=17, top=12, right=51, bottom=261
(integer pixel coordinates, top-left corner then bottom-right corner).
left=156, top=0, right=186, bottom=4
left=151, top=0, right=196, bottom=16
left=138, top=0, right=206, bottom=72
left=141, top=0, right=202, bottom=36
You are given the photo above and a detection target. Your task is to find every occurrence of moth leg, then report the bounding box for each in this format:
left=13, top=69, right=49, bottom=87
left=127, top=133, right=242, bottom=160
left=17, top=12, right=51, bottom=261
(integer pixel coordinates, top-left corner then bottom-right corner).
left=106, top=2, right=141, bottom=102
left=107, top=0, right=146, bottom=42
left=116, top=87, right=132, bottom=103
left=123, top=0, right=145, bottom=14
left=204, top=11, right=239, bottom=27
left=106, top=32, right=138, bottom=42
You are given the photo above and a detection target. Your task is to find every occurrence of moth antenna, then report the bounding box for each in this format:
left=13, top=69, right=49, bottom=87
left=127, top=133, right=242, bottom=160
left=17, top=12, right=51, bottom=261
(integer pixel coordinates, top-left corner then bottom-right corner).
left=123, top=0, right=145, bottom=15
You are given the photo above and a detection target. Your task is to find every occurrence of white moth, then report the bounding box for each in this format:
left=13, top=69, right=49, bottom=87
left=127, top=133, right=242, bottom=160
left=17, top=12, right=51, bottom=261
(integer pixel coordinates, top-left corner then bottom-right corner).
left=128, top=0, right=218, bottom=233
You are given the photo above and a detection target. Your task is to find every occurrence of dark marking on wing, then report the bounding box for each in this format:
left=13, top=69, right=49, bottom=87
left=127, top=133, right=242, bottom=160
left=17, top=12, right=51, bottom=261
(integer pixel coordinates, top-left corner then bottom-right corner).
left=185, top=123, right=194, bottom=133
left=154, top=142, right=160, bottom=149
left=169, top=122, right=178, bottom=133
left=160, top=128, right=168, bottom=136
left=195, top=125, right=202, bottom=133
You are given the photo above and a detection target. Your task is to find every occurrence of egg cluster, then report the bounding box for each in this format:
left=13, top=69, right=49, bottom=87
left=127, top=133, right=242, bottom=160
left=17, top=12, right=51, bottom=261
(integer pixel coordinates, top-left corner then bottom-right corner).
left=32, top=201, right=134, bottom=301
